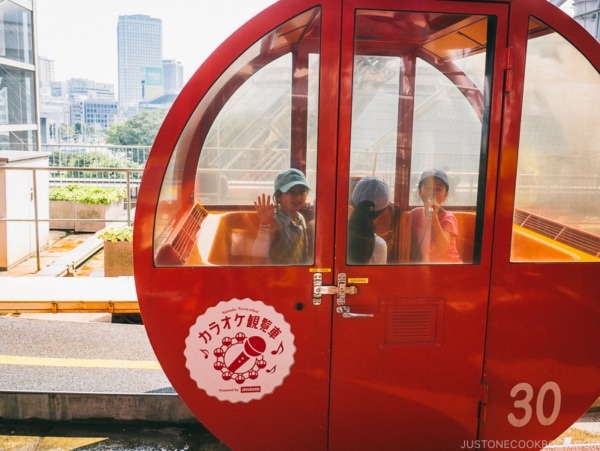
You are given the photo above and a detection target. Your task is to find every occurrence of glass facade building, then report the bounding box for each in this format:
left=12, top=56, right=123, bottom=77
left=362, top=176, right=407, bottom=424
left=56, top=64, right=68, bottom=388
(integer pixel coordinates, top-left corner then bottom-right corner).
left=162, top=59, right=183, bottom=95
left=0, top=1, right=36, bottom=151
left=117, top=14, right=163, bottom=115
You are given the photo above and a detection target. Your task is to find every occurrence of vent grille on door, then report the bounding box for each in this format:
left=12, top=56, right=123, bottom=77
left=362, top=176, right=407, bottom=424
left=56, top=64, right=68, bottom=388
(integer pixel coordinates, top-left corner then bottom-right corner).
left=381, top=301, right=442, bottom=345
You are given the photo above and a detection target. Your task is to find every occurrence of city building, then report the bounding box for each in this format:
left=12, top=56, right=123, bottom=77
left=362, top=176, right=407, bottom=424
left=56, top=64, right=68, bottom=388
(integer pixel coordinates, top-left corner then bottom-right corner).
left=37, top=56, right=55, bottom=85
left=66, top=78, right=115, bottom=103
left=38, top=12, right=178, bottom=143
left=141, top=67, right=163, bottom=102
left=70, top=100, right=117, bottom=133
left=139, top=93, right=178, bottom=111
left=163, top=59, right=184, bottom=95
left=39, top=76, right=117, bottom=143
left=138, top=60, right=183, bottom=110
left=117, top=14, right=163, bottom=116
left=66, top=79, right=117, bottom=133
left=0, top=1, right=36, bottom=151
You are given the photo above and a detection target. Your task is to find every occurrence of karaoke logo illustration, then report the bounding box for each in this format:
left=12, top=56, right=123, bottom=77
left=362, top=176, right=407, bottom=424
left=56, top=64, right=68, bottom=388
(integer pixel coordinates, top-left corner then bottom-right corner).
left=185, top=298, right=296, bottom=402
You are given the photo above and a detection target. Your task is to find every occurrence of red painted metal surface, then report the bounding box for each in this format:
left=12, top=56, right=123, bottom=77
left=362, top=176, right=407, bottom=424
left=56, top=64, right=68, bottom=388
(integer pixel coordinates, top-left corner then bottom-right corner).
left=134, top=0, right=600, bottom=449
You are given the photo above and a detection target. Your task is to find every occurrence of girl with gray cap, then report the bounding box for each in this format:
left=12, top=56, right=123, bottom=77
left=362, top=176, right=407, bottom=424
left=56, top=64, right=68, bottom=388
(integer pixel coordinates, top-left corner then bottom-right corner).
left=347, top=176, right=390, bottom=264
left=410, top=169, right=462, bottom=263
left=252, top=168, right=311, bottom=264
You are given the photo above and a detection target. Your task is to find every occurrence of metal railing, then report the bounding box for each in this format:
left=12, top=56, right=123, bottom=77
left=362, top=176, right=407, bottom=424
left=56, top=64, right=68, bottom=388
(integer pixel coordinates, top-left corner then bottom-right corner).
left=43, top=143, right=150, bottom=168
left=1, top=165, right=142, bottom=272
left=3, top=144, right=600, bottom=271
left=1, top=145, right=148, bottom=272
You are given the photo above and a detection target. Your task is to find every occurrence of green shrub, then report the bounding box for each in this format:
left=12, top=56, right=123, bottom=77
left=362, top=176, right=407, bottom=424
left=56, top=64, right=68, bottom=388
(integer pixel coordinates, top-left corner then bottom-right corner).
left=96, top=225, right=133, bottom=242
left=49, top=184, right=127, bottom=205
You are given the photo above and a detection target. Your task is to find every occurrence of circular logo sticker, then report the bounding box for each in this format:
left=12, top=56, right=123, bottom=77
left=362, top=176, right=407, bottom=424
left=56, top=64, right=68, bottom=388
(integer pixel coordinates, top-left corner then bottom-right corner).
left=184, top=298, right=296, bottom=403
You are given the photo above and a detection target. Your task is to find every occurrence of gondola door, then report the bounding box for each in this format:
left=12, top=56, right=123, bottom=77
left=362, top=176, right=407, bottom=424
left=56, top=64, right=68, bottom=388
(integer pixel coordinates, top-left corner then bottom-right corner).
left=326, top=1, right=507, bottom=449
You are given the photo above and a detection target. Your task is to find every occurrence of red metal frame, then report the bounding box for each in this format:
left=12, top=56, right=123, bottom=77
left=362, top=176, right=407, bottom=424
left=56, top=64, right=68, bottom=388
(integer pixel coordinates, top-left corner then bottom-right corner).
left=134, top=0, right=599, bottom=449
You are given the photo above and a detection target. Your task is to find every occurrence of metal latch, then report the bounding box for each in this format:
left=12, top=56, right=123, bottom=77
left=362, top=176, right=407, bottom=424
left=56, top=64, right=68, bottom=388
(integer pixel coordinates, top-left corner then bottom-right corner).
left=313, top=272, right=357, bottom=305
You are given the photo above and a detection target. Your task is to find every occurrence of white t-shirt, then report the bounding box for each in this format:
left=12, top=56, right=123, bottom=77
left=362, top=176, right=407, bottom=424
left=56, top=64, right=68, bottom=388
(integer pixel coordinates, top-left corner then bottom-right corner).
left=369, top=234, right=387, bottom=264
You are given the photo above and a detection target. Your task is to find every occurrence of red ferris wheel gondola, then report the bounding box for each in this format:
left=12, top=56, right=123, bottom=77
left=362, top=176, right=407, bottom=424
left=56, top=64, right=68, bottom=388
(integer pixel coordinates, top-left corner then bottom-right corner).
left=134, top=0, right=600, bottom=449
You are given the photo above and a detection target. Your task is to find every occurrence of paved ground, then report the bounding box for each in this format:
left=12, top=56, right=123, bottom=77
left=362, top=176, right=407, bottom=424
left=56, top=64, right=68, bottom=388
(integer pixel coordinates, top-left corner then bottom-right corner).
left=0, top=419, right=229, bottom=450
left=0, top=316, right=169, bottom=393
left=0, top=231, right=104, bottom=278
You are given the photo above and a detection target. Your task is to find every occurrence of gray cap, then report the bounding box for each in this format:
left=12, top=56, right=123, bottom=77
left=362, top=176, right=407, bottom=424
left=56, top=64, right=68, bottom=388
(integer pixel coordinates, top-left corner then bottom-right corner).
left=274, top=168, right=309, bottom=194
left=419, top=169, right=450, bottom=190
left=351, top=176, right=390, bottom=211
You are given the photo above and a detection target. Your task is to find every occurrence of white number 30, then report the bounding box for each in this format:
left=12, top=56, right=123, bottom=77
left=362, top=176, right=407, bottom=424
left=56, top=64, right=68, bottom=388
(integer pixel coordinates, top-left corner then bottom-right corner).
left=508, top=381, right=561, bottom=427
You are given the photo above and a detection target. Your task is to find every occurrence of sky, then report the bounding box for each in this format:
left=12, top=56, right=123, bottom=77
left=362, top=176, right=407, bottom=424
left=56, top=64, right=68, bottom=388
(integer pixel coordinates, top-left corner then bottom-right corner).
left=34, top=0, right=578, bottom=89
left=35, top=0, right=277, bottom=87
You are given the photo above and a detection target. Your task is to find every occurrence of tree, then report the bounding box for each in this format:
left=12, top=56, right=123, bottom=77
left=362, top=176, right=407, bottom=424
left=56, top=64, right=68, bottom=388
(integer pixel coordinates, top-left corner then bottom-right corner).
left=49, top=150, right=133, bottom=179
left=105, top=109, right=167, bottom=146
left=58, top=123, right=75, bottom=142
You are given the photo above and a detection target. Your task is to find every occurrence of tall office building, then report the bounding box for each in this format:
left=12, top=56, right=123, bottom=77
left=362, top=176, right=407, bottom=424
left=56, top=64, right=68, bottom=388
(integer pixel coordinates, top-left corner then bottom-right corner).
left=117, top=15, right=163, bottom=115
left=37, top=56, right=55, bottom=84
left=163, top=59, right=184, bottom=94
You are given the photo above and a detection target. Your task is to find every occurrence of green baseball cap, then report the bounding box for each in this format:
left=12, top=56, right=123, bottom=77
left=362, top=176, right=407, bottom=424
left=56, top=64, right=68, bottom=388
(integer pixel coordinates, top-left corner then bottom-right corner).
left=274, top=168, right=310, bottom=194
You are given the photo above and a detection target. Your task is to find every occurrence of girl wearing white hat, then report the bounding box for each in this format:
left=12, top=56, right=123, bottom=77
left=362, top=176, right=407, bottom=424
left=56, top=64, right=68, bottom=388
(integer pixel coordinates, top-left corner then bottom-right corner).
left=347, top=176, right=390, bottom=264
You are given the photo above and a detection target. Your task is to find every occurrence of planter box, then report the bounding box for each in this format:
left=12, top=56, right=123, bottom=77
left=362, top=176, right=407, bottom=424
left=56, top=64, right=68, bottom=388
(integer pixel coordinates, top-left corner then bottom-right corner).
left=103, top=240, right=133, bottom=277
left=49, top=200, right=76, bottom=230
left=50, top=199, right=124, bottom=232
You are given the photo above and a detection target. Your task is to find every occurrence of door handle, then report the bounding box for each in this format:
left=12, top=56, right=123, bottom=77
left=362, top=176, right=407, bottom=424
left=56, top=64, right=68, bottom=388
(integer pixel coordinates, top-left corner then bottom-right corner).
left=336, top=305, right=373, bottom=319
left=313, top=272, right=357, bottom=305
left=313, top=273, right=372, bottom=317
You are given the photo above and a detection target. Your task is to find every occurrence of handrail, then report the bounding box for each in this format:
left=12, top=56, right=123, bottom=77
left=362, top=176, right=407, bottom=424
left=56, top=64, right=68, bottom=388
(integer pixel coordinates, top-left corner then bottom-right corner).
left=0, top=164, right=143, bottom=272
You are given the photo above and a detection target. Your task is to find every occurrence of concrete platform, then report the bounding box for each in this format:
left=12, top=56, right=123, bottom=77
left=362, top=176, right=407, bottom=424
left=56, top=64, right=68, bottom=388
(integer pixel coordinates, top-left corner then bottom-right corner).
left=0, top=231, right=102, bottom=278
left=0, top=276, right=138, bottom=314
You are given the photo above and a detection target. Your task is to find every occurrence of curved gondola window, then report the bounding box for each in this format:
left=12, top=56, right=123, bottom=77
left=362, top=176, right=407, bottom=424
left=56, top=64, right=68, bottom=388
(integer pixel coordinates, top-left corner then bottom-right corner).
left=153, top=8, right=321, bottom=267
left=511, top=18, right=600, bottom=263
left=347, top=11, right=492, bottom=265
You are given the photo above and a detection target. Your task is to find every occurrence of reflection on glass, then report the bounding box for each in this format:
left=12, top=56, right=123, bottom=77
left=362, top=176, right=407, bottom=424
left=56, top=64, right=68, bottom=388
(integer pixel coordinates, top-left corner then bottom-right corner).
left=348, top=11, right=490, bottom=265
left=0, top=2, right=33, bottom=64
left=153, top=8, right=321, bottom=267
left=251, top=169, right=313, bottom=264
left=511, top=18, right=600, bottom=263
left=347, top=176, right=391, bottom=264
left=410, top=169, right=463, bottom=263
left=0, top=66, right=35, bottom=124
